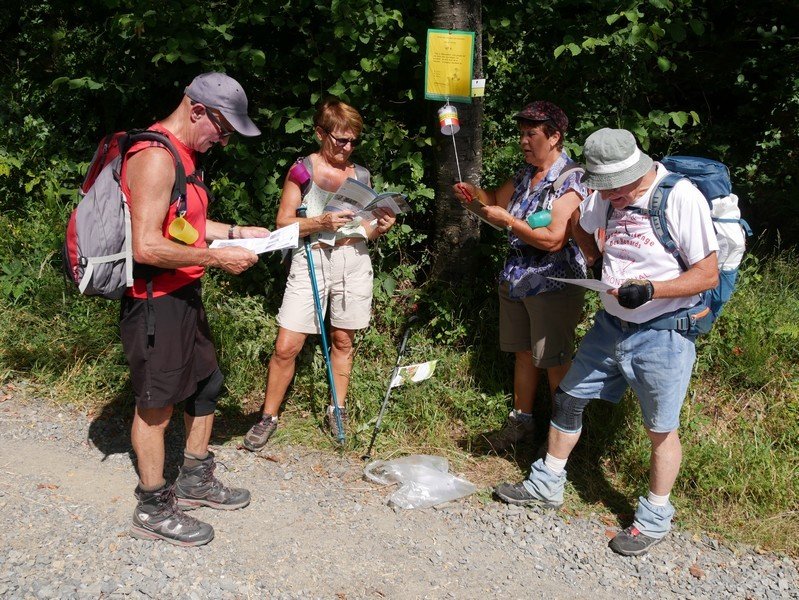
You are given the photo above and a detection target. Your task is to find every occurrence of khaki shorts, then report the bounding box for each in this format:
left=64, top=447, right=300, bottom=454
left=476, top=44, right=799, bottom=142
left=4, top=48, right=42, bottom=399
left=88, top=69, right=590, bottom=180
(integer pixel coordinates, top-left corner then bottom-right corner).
left=498, top=281, right=586, bottom=368
left=278, top=242, right=373, bottom=334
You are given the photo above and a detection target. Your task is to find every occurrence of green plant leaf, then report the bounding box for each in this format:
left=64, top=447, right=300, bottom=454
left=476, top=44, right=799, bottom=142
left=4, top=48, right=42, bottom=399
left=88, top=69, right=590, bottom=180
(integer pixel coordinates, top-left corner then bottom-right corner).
left=251, top=50, right=266, bottom=67
left=285, top=118, right=305, bottom=134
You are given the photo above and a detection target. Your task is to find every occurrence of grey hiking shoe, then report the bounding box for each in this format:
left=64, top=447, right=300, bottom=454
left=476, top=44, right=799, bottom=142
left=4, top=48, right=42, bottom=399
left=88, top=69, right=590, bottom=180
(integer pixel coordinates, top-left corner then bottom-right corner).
left=483, top=410, right=535, bottom=451
left=131, top=484, right=214, bottom=546
left=175, top=451, right=250, bottom=511
left=243, top=414, right=278, bottom=452
left=326, top=405, right=348, bottom=441
left=609, top=526, right=665, bottom=556
left=494, top=482, right=563, bottom=509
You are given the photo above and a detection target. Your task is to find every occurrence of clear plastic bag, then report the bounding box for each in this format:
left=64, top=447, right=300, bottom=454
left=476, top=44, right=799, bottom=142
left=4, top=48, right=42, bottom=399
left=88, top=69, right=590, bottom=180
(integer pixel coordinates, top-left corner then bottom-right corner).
left=363, top=454, right=477, bottom=509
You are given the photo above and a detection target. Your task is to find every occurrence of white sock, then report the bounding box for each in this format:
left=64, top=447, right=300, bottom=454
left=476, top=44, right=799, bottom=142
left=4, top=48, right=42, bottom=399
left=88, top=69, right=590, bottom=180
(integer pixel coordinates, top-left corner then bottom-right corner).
left=647, top=491, right=670, bottom=506
left=543, top=453, right=567, bottom=475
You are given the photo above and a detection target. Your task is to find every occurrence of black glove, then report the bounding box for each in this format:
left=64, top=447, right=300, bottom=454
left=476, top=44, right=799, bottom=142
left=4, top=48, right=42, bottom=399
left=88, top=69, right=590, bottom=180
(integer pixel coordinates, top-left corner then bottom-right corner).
left=617, top=279, right=654, bottom=309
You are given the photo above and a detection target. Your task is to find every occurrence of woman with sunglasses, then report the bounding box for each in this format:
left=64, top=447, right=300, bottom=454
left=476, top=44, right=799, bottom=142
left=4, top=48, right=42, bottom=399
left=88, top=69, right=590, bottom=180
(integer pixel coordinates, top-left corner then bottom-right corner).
left=243, top=97, right=396, bottom=450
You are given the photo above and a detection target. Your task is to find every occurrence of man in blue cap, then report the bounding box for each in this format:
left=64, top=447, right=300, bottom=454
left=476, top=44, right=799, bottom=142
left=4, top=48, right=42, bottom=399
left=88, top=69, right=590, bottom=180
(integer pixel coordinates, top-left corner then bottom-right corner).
left=495, top=128, right=719, bottom=556
left=121, top=72, right=268, bottom=546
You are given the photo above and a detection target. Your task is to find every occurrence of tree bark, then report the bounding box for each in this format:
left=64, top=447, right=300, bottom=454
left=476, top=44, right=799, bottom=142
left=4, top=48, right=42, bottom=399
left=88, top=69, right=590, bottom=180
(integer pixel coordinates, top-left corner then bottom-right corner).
left=431, top=0, right=483, bottom=281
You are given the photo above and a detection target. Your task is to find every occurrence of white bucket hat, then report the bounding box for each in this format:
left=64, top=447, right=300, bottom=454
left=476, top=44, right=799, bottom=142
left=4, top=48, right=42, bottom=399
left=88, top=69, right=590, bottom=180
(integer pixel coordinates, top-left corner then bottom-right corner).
left=582, top=128, right=653, bottom=190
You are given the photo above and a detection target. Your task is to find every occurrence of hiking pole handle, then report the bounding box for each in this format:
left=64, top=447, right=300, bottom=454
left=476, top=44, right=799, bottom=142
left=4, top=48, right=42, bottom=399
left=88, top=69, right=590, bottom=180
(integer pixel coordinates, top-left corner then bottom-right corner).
left=296, top=205, right=309, bottom=240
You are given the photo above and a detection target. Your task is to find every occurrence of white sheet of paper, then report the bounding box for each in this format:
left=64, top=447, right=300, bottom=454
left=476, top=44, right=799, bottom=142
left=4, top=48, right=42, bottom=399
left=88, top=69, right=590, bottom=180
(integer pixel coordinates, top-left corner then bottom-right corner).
left=548, top=277, right=614, bottom=292
left=355, top=194, right=409, bottom=221
left=209, top=222, right=299, bottom=254
left=323, top=178, right=376, bottom=213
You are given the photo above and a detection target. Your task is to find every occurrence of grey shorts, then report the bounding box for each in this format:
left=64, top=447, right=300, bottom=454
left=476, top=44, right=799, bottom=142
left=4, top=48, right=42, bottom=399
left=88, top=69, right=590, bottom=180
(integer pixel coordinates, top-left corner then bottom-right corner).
left=498, top=281, right=586, bottom=368
left=119, top=282, right=218, bottom=409
left=278, top=242, right=373, bottom=334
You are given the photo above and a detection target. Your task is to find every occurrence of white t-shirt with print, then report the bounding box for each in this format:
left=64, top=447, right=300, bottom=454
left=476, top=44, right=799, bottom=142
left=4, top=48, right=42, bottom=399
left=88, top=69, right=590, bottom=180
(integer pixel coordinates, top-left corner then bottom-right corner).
left=580, top=163, right=719, bottom=323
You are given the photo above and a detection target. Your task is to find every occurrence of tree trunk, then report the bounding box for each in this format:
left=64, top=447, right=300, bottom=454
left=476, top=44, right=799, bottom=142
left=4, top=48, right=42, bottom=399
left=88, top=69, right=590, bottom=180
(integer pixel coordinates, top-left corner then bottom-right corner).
left=431, top=0, right=483, bottom=281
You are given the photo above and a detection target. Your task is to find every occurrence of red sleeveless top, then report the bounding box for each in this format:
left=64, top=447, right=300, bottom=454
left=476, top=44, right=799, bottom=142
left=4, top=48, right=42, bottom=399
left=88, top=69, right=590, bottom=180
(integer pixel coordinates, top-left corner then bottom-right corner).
left=121, top=124, right=208, bottom=298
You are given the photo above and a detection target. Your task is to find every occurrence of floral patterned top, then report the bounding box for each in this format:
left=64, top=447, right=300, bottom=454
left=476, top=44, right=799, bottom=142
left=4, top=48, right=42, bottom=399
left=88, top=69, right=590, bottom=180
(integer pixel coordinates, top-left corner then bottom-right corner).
left=501, top=151, right=588, bottom=298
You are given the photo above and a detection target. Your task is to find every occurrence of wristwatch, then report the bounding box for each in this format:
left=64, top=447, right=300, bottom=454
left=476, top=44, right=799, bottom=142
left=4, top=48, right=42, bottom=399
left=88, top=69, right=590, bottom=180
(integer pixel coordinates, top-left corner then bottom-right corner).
left=228, top=225, right=237, bottom=239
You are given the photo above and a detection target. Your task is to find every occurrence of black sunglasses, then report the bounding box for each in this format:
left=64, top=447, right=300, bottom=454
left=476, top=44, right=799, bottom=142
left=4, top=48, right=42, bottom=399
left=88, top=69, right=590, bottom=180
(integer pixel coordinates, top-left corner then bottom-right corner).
left=323, top=127, right=358, bottom=148
left=205, top=108, right=235, bottom=138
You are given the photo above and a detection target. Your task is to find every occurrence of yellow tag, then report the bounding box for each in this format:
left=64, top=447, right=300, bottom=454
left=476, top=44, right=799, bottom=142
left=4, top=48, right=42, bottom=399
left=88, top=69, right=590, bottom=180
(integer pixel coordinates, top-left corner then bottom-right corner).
left=168, top=216, right=199, bottom=245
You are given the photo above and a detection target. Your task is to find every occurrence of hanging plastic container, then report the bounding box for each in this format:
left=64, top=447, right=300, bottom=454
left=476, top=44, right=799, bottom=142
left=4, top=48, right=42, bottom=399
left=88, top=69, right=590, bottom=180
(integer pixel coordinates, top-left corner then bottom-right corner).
left=437, top=104, right=460, bottom=135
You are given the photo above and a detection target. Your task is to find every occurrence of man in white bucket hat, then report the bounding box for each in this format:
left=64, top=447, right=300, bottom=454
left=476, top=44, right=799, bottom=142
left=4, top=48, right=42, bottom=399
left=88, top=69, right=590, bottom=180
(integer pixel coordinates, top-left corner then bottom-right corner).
left=495, top=128, right=719, bottom=556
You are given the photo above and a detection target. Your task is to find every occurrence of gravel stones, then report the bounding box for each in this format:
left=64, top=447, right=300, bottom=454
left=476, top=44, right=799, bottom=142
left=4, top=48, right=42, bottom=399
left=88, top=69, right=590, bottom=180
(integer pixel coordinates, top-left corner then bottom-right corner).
left=0, top=394, right=797, bottom=599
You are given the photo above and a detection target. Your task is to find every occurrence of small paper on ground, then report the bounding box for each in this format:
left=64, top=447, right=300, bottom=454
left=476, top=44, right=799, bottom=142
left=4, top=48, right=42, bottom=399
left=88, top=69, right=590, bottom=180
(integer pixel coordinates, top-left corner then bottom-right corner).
left=390, top=360, right=438, bottom=388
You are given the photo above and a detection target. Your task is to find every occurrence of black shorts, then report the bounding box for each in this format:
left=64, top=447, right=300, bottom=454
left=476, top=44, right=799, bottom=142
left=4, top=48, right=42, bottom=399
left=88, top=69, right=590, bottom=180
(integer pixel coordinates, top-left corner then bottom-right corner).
left=119, top=282, right=218, bottom=410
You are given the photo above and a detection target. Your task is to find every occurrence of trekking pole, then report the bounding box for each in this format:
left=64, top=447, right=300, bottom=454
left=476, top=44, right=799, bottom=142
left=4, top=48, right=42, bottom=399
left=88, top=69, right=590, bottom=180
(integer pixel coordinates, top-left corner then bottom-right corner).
left=362, top=315, right=420, bottom=460
left=297, top=206, right=345, bottom=444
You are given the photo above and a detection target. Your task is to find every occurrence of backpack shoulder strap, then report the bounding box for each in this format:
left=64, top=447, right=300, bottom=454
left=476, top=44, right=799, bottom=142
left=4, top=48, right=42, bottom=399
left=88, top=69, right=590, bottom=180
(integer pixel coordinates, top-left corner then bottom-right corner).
left=186, top=171, right=215, bottom=204
left=649, top=173, right=688, bottom=271
left=353, top=163, right=371, bottom=187
left=552, top=164, right=585, bottom=194
left=601, top=174, right=689, bottom=271
left=538, top=164, right=584, bottom=212
left=124, top=130, right=189, bottom=215
left=298, top=156, right=314, bottom=199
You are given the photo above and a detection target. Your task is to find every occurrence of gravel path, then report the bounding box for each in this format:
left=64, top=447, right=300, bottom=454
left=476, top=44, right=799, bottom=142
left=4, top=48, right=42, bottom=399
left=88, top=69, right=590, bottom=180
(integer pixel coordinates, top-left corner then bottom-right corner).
left=0, top=389, right=796, bottom=599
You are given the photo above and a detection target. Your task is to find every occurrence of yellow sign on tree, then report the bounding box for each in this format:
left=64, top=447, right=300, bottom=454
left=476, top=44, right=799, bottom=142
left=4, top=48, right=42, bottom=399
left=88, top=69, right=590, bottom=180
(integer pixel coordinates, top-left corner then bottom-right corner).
left=424, top=29, right=475, bottom=104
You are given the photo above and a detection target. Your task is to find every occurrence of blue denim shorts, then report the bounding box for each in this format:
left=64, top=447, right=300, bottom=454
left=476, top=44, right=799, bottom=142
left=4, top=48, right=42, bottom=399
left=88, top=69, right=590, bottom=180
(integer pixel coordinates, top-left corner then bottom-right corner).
left=559, top=310, right=696, bottom=433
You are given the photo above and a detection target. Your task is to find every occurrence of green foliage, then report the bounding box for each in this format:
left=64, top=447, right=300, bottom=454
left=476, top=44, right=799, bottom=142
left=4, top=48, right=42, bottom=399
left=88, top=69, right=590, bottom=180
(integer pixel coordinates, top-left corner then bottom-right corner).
left=695, top=249, right=799, bottom=389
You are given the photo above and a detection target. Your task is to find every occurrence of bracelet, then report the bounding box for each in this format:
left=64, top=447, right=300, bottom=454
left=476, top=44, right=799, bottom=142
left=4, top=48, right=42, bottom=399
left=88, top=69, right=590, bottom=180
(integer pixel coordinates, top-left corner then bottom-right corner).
left=228, top=225, right=237, bottom=239
left=505, top=218, right=514, bottom=232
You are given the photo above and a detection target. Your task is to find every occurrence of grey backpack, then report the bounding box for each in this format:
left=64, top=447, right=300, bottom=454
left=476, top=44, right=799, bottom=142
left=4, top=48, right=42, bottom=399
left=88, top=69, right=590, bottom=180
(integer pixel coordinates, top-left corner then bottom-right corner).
left=63, top=130, right=192, bottom=299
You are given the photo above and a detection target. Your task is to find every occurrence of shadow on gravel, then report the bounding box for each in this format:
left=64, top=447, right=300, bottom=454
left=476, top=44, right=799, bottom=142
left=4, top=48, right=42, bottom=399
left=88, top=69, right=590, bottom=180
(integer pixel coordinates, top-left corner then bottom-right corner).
left=87, top=390, right=217, bottom=483
left=564, top=402, right=637, bottom=525
left=461, top=396, right=635, bottom=526
left=86, top=391, right=135, bottom=464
